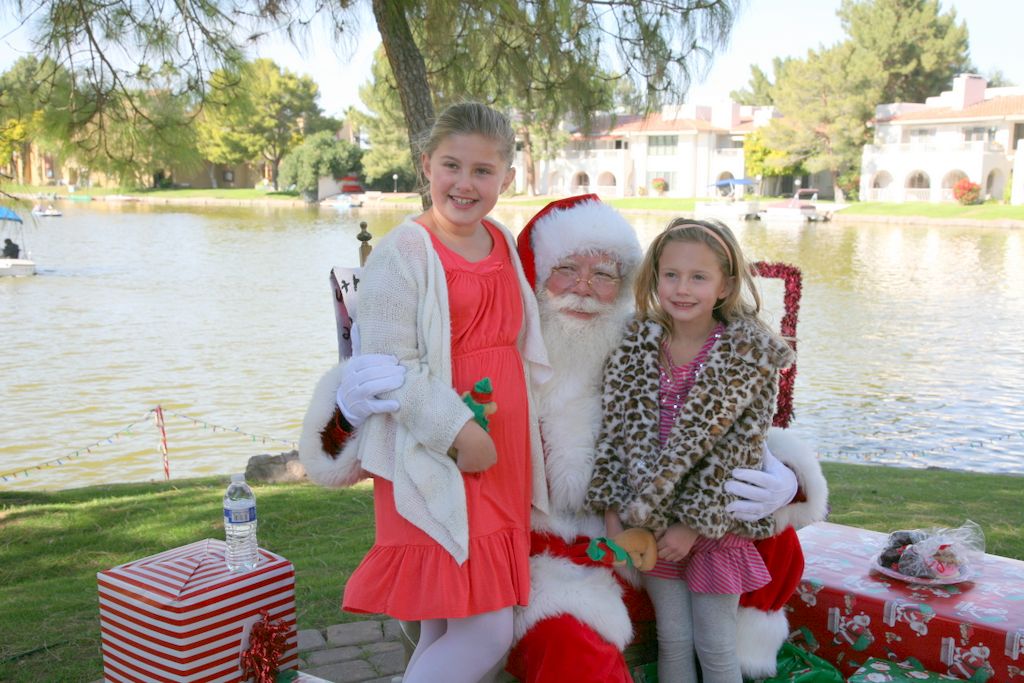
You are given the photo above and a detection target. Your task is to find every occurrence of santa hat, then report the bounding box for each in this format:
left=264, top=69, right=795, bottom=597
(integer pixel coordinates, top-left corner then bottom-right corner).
left=516, top=194, right=642, bottom=290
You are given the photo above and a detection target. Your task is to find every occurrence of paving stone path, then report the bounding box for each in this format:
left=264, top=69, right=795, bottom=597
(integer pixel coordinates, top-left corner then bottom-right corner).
left=295, top=619, right=408, bottom=683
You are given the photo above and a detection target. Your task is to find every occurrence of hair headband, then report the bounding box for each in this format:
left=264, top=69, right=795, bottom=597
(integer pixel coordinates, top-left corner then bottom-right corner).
left=673, top=223, right=733, bottom=275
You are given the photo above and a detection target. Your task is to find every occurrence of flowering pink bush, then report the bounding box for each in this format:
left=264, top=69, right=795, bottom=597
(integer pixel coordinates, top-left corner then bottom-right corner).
left=651, top=177, right=668, bottom=193
left=953, top=177, right=981, bottom=205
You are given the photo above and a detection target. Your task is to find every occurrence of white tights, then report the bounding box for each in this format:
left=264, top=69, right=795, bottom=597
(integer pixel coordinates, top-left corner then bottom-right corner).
left=403, top=607, right=514, bottom=683
left=641, top=574, right=742, bottom=683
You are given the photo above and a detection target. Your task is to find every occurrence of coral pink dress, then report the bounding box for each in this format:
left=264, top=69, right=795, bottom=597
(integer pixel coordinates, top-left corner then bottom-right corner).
left=343, top=222, right=532, bottom=620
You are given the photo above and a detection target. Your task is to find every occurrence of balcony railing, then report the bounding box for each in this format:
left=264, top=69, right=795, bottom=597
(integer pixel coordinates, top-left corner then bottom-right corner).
left=865, top=141, right=1005, bottom=155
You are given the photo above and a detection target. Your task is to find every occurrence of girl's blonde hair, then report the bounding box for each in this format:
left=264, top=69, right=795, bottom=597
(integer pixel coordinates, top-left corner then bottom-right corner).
left=418, top=102, right=516, bottom=164
left=634, top=218, right=777, bottom=338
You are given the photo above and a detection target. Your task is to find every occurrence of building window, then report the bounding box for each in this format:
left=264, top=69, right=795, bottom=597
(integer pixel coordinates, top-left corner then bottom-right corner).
left=223, top=170, right=234, bottom=182
left=648, top=135, right=678, bottom=155
left=614, top=139, right=628, bottom=150
left=908, top=128, right=936, bottom=143
left=962, top=127, right=995, bottom=142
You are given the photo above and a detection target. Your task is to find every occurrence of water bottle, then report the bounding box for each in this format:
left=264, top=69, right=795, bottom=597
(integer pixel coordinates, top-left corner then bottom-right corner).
left=223, top=473, right=259, bottom=571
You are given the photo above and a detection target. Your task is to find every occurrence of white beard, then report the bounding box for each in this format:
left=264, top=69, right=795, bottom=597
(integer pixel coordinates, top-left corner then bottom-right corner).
left=533, top=288, right=632, bottom=538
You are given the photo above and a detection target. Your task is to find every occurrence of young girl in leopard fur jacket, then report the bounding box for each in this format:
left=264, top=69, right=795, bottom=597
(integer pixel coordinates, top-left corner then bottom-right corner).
left=585, top=218, right=795, bottom=683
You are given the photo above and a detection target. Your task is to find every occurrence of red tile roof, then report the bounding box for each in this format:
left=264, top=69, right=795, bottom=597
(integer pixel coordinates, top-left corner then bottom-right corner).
left=886, top=95, right=1024, bottom=122
left=609, top=113, right=718, bottom=133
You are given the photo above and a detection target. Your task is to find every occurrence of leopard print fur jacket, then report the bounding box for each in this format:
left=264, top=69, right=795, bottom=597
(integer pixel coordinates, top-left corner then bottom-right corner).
left=585, top=316, right=795, bottom=538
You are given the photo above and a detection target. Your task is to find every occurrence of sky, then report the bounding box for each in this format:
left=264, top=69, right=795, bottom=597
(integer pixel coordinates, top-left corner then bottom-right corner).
left=2, top=1, right=1022, bottom=119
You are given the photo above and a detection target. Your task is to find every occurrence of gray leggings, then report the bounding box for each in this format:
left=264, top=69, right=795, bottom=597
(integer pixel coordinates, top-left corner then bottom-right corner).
left=641, top=573, right=742, bottom=683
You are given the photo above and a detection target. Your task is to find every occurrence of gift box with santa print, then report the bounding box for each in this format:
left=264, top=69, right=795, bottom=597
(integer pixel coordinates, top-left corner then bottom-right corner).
left=97, top=539, right=298, bottom=682
left=786, top=523, right=1024, bottom=682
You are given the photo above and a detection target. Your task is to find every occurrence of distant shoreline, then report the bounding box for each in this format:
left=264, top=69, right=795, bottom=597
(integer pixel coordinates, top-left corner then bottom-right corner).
left=14, top=190, right=1024, bottom=229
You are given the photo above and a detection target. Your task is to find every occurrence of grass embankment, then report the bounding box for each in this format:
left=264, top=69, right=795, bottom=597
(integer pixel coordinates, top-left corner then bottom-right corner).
left=839, top=200, right=1024, bottom=221
left=1, top=463, right=1021, bottom=681
left=8, top=183, right=1024, bottom=221
left=5, top=183, right=301, bottom=201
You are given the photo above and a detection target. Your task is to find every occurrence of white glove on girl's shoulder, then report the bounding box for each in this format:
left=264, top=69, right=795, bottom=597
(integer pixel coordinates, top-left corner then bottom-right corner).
left=724, top=446, right=799, bottom=522
left=335, top=353, right=405, bottom=429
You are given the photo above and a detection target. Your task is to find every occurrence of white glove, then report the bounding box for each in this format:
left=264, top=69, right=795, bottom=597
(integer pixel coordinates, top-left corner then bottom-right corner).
left=335, top=353, right=405, bottom=428
left=724, top=446, right=798, bottom=522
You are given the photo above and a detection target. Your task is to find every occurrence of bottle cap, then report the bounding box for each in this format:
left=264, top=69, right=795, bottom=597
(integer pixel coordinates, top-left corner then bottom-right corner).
left=231, top=473, right=245, bottom=482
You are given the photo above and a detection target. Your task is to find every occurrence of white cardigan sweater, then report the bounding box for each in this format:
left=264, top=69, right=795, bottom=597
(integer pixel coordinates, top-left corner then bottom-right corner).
left=337, top=217, right=551, bottom=564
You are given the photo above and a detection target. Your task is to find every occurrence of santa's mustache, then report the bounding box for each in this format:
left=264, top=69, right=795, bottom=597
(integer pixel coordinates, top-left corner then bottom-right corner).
left=543, top=290, right=616, bottom=317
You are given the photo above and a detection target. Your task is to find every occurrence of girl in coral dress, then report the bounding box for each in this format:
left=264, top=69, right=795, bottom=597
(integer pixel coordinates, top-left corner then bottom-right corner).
left=338, top=102, right=551, bottom=682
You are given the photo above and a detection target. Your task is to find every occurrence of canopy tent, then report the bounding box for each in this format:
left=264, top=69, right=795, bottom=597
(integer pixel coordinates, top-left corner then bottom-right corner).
left=0, top=206, right=24, bottom=223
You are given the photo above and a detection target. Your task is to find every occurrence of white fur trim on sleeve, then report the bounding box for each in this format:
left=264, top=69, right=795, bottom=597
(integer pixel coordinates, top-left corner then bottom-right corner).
left=767, top=428, right=829, bottom=531
left=298, top=362, right=366, bottom=488
left=737, top=606, right=788, bottom=678
left=513, top=553, right=633, bottom=650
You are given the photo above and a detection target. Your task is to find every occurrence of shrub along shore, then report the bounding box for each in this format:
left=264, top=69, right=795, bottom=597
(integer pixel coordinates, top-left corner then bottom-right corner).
left=1, top=461, right=1021, bottom=681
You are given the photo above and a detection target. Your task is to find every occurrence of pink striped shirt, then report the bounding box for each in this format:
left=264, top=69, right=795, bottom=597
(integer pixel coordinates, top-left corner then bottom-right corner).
left=647, top=323, right=770, bottom=593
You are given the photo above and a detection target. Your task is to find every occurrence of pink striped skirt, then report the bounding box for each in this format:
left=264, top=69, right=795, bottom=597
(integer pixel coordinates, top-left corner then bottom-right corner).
left=645, top=532, right=770, bottom=594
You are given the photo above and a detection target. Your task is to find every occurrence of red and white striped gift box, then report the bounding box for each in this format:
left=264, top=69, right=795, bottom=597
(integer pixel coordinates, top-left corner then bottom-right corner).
left=97, top=539, right=298, bottom=683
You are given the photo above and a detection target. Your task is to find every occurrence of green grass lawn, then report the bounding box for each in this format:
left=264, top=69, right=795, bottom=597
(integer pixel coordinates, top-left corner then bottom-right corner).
left=839, top=200, right=1024, bottom=221
left=1, top=463, right=1021, bottom=681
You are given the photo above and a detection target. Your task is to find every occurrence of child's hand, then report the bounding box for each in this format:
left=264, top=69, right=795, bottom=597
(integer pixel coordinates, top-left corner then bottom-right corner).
left=451, top=419, right=497, bottom=473
left=655, top=523, right=698, bottom=563
left=604, top=508, right=625, bottom=538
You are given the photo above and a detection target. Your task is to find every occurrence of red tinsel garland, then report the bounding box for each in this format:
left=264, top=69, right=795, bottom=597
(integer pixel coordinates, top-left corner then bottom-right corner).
left=752, top=261, right=802, bottom=429
left=241, top=609, right=290, bottom=683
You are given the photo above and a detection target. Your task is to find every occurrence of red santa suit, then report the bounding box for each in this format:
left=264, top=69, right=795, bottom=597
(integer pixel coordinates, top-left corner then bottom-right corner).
left=298, top=195, right=829, bottom=681
left=506, top=195, right=829, bottom=682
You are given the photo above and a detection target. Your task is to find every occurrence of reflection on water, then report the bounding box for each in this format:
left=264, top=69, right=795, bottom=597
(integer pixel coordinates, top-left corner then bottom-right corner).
left=1, top=203, right=1022, bottom=490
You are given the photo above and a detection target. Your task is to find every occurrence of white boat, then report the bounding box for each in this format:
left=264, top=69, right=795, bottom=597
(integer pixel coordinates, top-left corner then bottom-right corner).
left=0, top=257, right=35, bottom=277
left=322, top=193, right=364, bottom=209
left=1, top=206, right=35, bottom=277
left=696, top=177, right=760, bottom=221
left=32, top=204, right=63, bottom=217
left=695, top=198, right=761, bottom=222
left=762, top=189, right=831, bottom=224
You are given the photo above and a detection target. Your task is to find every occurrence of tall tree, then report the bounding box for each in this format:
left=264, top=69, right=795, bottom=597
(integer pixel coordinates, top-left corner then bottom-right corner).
left=17, top=0, right=742, bottom=201
left=195, top=67, right=262, bottom=189
left=0, top=57, right=74, bottom=184
left=838, top=0, right=970, bottom=104
left=750, top=0, right=971, bottom=200
left=73, top=87, right=203, bottom=187
left=356, top=48, right=420, bottom=193
left=764, top=44, right=875, bottom=200
left=241, top=59, right=324, bottom=190
left=729, top=58, right=791, bottom=106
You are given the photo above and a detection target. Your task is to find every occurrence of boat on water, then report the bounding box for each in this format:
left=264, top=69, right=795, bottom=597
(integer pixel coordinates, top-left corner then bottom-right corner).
left=322, top=193, right=365, bottom=209
left=695, top=178, right=760, bottom=221
left=1, top=206, right=36, bottom=277
left=762, top=188, right=831, bottom=224
left=32, top=204, right=63, bottom=217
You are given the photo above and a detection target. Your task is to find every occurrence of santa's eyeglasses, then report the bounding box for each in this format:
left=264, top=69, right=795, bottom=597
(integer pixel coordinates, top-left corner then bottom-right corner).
left=548, top=265, right=621, bottom=296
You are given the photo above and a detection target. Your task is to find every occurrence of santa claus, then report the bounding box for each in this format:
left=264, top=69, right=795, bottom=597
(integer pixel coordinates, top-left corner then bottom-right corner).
left=299, top=195, right=828, bottom=681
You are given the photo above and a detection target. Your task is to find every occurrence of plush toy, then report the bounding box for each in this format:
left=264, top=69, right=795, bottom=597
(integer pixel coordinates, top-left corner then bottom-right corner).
left=586, top=527, right=659, bottom=571
left=462, top=377, right=497, bottom=430
left=447, top=378, right=498, bottom=460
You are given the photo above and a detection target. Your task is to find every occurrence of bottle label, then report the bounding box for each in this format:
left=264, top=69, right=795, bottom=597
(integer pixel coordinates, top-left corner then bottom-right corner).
left=224, top=506, right=256, bottom=524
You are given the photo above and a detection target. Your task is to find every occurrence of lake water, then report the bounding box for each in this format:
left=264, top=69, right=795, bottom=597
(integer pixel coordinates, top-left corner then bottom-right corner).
left=2, top=201, right=1023, bottom=490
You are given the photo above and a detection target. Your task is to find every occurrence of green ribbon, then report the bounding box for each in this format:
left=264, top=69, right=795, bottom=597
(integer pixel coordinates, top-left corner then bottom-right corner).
left=586, top=536, right=631, bottom=565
